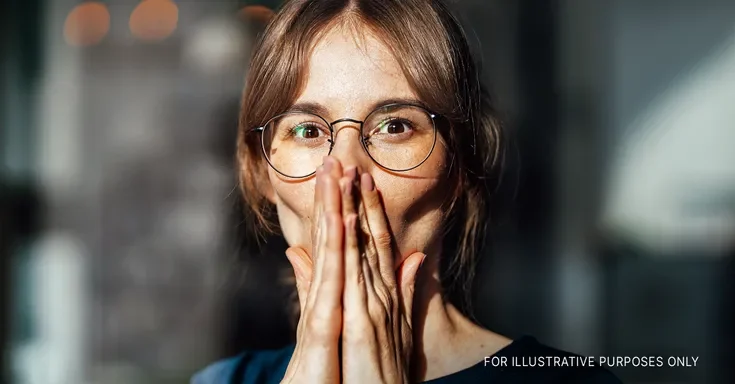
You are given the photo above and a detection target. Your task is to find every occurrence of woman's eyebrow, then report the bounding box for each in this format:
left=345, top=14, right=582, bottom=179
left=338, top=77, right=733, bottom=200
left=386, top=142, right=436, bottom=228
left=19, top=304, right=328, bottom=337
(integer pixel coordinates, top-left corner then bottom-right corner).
left=287, top=102, right=329, bottom=116
left=287, top=98, right=429, bottom=118
left=367, top=98, right=428, bottom=111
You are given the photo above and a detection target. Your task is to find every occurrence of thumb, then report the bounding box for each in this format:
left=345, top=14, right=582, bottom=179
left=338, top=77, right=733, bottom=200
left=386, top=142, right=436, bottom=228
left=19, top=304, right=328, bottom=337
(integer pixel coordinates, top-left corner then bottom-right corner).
left=285, top=246, right=313, bottom=312
left=397, top=252, right=427, bottom=323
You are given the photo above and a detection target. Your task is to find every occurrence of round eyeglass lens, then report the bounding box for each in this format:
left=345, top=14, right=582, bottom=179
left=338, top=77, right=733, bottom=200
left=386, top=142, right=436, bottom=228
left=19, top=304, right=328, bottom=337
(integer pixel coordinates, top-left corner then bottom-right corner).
left=362, top=104, right=436, bottom=171
left=261, top=112, right=332, bottom=178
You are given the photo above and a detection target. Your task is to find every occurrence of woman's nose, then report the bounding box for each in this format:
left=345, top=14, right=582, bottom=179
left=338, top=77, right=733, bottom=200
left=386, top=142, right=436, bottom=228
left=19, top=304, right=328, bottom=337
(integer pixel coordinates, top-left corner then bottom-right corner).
left=328, top=123, right=372, bottom=172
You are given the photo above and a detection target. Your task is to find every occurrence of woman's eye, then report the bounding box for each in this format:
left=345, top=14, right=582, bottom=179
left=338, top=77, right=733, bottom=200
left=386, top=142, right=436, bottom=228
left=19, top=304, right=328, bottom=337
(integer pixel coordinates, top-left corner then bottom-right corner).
left=293, top=124, right=321, bottom=138
left=377, top=119, right=410, bottom=134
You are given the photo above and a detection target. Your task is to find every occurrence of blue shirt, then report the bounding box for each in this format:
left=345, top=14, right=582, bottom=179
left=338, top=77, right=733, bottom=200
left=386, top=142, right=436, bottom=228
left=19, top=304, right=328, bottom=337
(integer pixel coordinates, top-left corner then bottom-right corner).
left=191, top=344, right=295, bottom=384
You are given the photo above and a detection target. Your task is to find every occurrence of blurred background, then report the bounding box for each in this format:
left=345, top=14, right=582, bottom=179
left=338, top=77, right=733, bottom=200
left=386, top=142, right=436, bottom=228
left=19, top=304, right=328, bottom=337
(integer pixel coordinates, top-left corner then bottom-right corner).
left=1, top=0, right=733, bottom=383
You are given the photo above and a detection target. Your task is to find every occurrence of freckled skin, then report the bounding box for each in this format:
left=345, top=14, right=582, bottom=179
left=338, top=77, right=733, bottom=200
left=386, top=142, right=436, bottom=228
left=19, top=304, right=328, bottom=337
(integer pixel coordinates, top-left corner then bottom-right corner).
left=267, top=26, right=448, bottom=266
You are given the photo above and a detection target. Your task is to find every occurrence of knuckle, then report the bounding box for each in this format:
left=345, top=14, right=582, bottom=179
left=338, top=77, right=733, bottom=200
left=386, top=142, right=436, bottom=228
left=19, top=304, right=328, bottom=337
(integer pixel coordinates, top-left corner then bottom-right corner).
left=382, top=274, right=397, bottom=291
left=304, top=315, right=339, bottom=341
left=343, top=321, right=371, bottom=345
left=373, top=231, right=393, bottom=249
left=376, top=286, right=394, bottom=308
left=305, top=303, right=337, bottom=325
left=368, top=302, right=390, bottom=326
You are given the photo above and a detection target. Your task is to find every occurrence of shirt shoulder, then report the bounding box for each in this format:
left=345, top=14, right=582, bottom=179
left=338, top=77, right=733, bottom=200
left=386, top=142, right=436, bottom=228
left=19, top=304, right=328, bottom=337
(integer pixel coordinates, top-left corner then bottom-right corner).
left=191, top=345, right=295, bottom=384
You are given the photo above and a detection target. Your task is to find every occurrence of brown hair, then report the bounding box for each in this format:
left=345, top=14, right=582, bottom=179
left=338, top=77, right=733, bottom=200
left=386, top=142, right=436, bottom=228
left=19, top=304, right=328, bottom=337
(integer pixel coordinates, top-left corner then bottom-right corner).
left=236, top=0, right=504, bottom=315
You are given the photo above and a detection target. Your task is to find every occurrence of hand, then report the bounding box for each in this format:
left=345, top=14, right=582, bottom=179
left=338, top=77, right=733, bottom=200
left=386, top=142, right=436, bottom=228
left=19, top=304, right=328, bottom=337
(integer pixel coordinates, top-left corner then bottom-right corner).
left=339, top=168, right=426, bottom=384
left=281, top=160, right=345, bottom=384
left=283, top=157, right=426, bottom=383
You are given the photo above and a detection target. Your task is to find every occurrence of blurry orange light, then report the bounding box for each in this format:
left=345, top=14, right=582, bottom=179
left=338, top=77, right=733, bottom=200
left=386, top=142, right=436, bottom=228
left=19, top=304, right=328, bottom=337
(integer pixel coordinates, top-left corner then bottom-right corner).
left=64, top=2, right=111, bottom=47
left=129, top=0, right=179, bottom=42
left=238, top=5, right=275, bottom=25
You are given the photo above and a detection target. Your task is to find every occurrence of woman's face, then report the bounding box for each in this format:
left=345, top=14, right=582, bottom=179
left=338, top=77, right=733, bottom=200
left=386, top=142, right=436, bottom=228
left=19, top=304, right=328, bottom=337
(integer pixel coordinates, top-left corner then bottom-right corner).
left=267, top=25, right=449, bottom=265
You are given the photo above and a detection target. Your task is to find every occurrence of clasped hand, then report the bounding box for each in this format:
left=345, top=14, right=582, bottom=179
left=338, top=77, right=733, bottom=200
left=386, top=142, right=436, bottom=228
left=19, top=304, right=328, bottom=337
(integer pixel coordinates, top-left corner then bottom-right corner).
left=282, top=157, right=427, bottom=384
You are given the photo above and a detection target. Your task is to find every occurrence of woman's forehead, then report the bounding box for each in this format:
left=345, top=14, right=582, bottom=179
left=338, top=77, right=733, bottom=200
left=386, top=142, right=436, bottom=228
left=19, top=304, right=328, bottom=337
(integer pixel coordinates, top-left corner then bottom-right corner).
left=294, top=26, right=419, bottom=119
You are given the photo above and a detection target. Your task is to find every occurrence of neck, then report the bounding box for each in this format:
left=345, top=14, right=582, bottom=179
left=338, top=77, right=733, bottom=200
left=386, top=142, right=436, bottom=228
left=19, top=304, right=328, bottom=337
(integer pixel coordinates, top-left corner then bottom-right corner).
left=410, top=253, right=469, bottom=380
left=409, top=249, right=510, bottom=382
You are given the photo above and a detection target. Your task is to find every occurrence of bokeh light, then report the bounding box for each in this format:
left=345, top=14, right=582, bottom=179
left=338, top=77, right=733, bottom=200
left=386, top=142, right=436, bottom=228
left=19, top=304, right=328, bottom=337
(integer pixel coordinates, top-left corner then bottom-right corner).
left=129, top=0, right=179, bottom=42
left=184, top=18, right=248, bottom=75
left=63, top=2, right=110, bottom=47
left=238, top=5, right=275, bottom=25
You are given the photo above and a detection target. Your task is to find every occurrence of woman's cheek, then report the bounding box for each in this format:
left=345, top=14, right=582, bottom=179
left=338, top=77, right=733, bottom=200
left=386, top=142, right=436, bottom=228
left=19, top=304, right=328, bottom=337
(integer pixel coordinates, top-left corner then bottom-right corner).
left=273, top=179, right=316, bottom=252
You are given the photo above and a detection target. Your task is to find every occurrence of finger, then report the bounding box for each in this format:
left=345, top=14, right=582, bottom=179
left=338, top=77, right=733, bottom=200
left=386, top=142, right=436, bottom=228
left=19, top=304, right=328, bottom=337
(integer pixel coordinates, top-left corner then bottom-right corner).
left=361, top=248, right=377, bottom=310
left=323, top=155, right=344, bottom=180
left=359, top=172, right=397, bottom=289
left=397, top=252, right=426, bottom=324
left=311, top=156, right=340, bottom=245
left=342, top=215, right=377, bottom=384
left=302, top=162, right=343, bottom=338
left=311, top=166, right=324, bottom=243
left=313, top=163, right=341, bottom=298
left=357, top=196, right=382, bottom=288
left=305, top=206, right=330, bottom=310
left=342, top=213, right=367, bottom=316
left=312, top=171, right=339, bottom=266
left=340, top=167, right=358, bottom=218
left=321, top=162, right=342, bottom=216
left=362, top=252, right=397, bottom=363
left=340, top=169, right=360, bottom=287
left=311, top=211, right=344, bottom=316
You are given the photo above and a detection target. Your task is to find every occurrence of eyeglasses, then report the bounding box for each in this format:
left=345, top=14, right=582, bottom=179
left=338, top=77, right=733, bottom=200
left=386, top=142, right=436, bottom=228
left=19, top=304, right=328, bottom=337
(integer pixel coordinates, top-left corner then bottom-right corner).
left=251, top=103, right=438, bottom=178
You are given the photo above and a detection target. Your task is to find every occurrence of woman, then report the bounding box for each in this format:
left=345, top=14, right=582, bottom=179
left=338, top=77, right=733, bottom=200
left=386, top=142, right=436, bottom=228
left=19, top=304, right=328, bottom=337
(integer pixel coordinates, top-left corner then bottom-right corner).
left=194, top=0, right=622, bottom=382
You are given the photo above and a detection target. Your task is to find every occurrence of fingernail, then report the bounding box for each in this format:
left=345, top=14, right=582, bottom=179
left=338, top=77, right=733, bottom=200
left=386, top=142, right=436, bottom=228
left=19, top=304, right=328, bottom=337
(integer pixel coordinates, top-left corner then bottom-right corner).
left=323, top=157, right=333, bottom=172
left=361, top=173, right=375, bottom=191
left=419, top=254, right=427, bottom=269
left=345, top=167, right=357, bottom=181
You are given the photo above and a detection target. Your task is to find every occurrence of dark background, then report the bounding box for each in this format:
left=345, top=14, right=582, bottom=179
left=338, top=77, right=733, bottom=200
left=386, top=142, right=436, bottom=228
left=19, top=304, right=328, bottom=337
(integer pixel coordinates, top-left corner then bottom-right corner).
left=2, top=0, right=734, bottom=383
